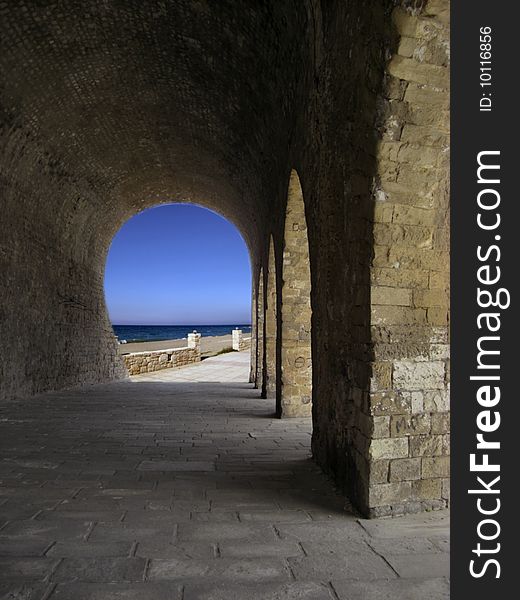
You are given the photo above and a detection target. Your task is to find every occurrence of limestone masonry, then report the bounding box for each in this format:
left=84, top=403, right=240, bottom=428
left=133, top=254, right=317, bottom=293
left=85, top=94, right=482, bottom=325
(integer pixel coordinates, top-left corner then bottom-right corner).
left=123, top=332, right=201, bottom=375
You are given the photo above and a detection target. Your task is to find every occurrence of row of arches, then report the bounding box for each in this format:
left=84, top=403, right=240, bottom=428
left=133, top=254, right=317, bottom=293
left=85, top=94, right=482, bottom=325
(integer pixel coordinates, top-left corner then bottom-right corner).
left=251, top=170, right=313, bottom=418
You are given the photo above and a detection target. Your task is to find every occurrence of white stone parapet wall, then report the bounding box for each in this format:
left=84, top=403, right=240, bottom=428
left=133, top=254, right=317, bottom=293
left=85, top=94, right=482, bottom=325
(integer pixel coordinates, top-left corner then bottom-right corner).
left=122, top=332, right=201, bottom=375
left=232, top=329, right=251, bottom=352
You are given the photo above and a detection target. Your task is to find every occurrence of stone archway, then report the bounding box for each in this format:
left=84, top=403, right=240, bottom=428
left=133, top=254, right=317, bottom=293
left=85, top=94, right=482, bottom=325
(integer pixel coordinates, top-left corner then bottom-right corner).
left=280, top=170, right=312, bottom=417
left=0, top=0, right=451, bottom=518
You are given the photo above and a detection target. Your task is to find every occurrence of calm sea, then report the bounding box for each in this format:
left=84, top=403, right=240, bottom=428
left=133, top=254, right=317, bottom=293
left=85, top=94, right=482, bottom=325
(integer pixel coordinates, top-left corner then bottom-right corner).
left=112, top=324, right=252, bottom=344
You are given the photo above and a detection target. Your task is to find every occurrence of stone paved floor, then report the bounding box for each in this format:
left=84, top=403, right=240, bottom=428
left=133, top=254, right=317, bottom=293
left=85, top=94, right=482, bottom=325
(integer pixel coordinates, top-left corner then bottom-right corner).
left=0, top=352, right=450, bottom=599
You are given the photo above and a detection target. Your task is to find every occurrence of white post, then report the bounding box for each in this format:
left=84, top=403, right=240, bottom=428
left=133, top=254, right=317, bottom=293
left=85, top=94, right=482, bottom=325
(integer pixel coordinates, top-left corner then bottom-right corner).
left=232, top=328, right=243, bottom=351
left=187, top=330, right=202, bottom=360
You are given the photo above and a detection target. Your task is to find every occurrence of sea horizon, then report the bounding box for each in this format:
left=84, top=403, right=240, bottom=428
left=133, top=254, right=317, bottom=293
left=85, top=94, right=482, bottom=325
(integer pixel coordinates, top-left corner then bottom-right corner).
left=112, top=323, right=252, bottom=344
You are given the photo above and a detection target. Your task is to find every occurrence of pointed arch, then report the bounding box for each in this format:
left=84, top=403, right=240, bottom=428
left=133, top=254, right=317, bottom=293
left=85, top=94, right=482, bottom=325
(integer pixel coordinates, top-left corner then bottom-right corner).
left=280, top=169, right=312, bottom=417
left=265, top=236, right=277, bottom=398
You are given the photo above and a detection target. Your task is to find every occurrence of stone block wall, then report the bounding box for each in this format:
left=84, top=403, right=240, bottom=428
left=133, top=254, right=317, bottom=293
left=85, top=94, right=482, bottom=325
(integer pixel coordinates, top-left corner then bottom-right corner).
left=302, top=0, right=450, bottom=517
left=367, top=1, right=450, bottom=516
left=122, top=332, right=201, bottom=376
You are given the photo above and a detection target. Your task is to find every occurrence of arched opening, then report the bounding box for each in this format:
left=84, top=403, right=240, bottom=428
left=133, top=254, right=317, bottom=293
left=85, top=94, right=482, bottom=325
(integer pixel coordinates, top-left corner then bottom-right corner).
left=104, top=203, right=252, bottom=371
left=264, top=236, right=277, bottom=398
left=280, top=170, right=312, bottom=417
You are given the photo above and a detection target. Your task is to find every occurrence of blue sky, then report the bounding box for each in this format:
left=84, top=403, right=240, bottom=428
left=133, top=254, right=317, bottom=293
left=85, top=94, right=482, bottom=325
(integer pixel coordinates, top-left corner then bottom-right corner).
left=104, top=204, right=251, bottom=325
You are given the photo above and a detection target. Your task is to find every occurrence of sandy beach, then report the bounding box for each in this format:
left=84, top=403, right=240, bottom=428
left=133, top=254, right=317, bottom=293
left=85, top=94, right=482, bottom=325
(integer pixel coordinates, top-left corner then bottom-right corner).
left=118, top=333, right=234, bottom=358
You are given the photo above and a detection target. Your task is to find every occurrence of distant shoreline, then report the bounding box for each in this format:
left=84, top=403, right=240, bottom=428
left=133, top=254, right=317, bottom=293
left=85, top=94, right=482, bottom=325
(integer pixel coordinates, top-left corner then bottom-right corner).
left=113, top=324, right=251, bottom=345
left=118, top=333, right=237, bottom=358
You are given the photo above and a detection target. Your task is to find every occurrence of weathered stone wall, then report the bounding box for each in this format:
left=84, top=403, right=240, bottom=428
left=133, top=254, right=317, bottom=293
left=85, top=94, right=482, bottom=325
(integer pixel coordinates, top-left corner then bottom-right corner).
left=122, top=332, right=201, bottom=375
left=367, top=1, right=450, bottom=516
left=295, top=0, right=450, bottom=516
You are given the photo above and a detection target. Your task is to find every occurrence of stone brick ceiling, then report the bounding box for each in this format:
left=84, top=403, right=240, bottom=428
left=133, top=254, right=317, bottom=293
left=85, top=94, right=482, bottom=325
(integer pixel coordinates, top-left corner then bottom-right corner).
left=0, top=1, right=308, bottom=256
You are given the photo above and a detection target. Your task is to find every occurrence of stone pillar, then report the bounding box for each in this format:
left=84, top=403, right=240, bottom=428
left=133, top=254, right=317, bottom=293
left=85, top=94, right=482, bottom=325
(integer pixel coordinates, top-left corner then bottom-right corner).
left=187, top=331, right=202, bottom=361
left=265, top=239, right=277, bottom=398
left=364, top=2, right=450, bottom=517
left=249, top=283, right=257, bottom=385
left=280, top=170, right=312, bottom=417
left=257, top=269, right=266, bottom=397
left=232, top=328, right=243, bottom=351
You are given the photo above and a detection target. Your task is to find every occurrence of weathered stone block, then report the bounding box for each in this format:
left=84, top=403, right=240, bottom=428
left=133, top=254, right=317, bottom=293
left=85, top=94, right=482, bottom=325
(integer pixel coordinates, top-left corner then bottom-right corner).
left=412, top=478, right=442, bottom=500
left=427, top=307, right=449, bottom=326
left=370, top=392, right=411, bottom=416
left=372, top=286, right=411, bottom=306
left=390, top=413, right=431, bottom=437
left=392, top=8, right=418, bottom=38
left=371, top=460, right=389, bottom=484
left=397, top=36, right=417, bottom=58
left=369, top=437, right=409, bottom=460
left=372, top=305, right=427, bottom=326
left=369, top=481, right=412, bottom=507
left=388, top=56, right=448, bottom=88
left=374, top=203, right=394, bottom=223
left=404, top=83, right=449, bottom=106
left=409, top=392, right=424, bottom=414
left=410, top=435, right=444, bottom=457
left=400, top=124, right=448, bottom=147
left=368, top=415, right=388, bottom=439
left=370, top=361, right=392, bottom=391
left=441, top=478, right=450, bottom=501
left=423, top=389, right=449, bottom=412
left=413, top=289, right=448, bottom=308
left=393, top=360, right=445, bottom=391
left=431, top=412, right=450, bottom=434
left=372, top=267, right=429, bottom=289
left=422, top=456, right=450, bottom=478
left=389, top=458, right=421, bottom=482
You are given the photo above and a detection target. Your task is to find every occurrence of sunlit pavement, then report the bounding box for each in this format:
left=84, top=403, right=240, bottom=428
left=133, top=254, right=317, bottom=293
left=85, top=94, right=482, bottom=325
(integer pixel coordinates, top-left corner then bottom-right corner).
left=0, top=352, right=449, bottom=599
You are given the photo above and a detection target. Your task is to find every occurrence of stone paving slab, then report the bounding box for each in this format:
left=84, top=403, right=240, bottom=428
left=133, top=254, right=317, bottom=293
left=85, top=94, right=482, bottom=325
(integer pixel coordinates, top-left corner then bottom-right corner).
left=182, top=581, right=335, bottom=600
left=147, top=557, right=290, bottom=582
left=331, top=577, right=450, bottom=600
left=49, top=582, right=184, bottom=599
left=51, top=557, right=148, bottom=583
left=0, top=352, right=450, bottom=598
left=46, top=541, right=133, bottom=558
left=0, top=582, right=51, bottom=600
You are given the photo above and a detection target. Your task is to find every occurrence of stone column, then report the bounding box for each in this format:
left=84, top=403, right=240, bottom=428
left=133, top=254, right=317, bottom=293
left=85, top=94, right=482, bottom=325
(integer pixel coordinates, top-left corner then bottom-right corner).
left=364, top=2, right=450, bottom=517
left=280, top=170, right=312, bottom=417
left=265, top=239, right=277, bottom=398
left=249, top=283, right=257, bottom=385
left=257, top=268, right=266, bottom=397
